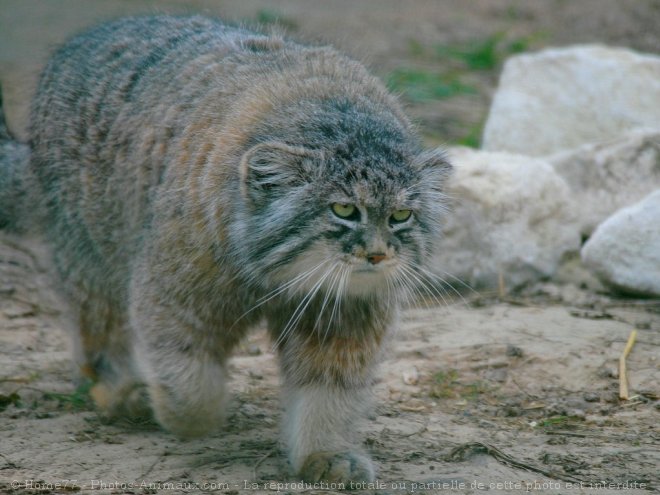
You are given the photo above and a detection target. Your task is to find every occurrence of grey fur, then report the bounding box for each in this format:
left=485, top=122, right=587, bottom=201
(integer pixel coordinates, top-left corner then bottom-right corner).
left=0, top=86, right=32, bottom=230
left=0, top=15, right=452, bottom=482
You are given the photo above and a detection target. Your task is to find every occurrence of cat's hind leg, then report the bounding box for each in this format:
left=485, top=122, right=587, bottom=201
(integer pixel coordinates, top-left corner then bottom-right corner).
left=74, top=290, right=151, bottom=421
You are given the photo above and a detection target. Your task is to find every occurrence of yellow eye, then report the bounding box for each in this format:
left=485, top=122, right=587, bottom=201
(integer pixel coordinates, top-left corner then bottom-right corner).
left=331, top=203, right=357, bottom=219
left=390, top=209, right=412, bottom=223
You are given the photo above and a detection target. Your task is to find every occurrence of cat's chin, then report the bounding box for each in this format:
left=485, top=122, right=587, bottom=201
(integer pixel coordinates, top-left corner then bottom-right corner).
left=344, top=268, right=392, bottom=297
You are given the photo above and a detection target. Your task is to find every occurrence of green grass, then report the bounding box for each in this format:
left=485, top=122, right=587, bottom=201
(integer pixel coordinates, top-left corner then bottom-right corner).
left=0, top=392, right=21, bottom=411
left=44, top=381, right=94, bottom=411
left=388, top=34, right=534, bottom=101
left=438, top=35, right=501, bottom=70
left=456, top=121, right=485, bottom=148
left=539, top=415, right=584, bottom=429
left=430, top=369, right=489, bottom=400
left=430, top=369, right=459, bottom=398
left=387, top=69, right=476, bottom=102
left=254, top=9, right=297, bottom=30
left=435, top=33, right=533, bottom=70
left=391, top=33, right=536, bottom=147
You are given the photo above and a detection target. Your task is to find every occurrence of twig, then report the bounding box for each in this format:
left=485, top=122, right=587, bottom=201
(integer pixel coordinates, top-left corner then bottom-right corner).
left=498, top=271, right=506, bottom=299
left=399, top=404, right=426, bottom=412
left=445, top=441, right=586, bottom=483
left=136, top=451, right=167, bottom=481
left=619, top=329, right=637, bottom=400
left=0, top=453, right=18, bottom=469
left=509, top=376, right=541, bottom=400
left=253, top=449, right=274, bottom=480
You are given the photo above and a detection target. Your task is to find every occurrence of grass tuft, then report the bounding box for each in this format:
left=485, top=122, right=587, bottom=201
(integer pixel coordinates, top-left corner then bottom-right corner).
left=254, top=9, right=297, bottom=30
left=387, top=69, right=476, bottom=102
left=430, top=369, right=490, bottom=400
left=44, top=381, right=94, bottom=411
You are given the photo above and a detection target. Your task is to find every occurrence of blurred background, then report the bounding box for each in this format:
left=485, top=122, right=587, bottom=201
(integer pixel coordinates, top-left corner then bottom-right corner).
left=2, top=0, right=660, bottom=146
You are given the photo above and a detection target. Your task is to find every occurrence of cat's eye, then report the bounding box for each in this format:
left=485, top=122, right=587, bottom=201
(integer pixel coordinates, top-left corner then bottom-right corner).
left=390, top=209, right=412, bottom=224
left=331, top=203, right=359, bottom=220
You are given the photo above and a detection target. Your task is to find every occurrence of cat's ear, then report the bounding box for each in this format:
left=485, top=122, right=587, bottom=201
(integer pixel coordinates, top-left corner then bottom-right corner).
left=239, top=142, right=322, bottom=204
left=412, top=148, right=452, bottom=191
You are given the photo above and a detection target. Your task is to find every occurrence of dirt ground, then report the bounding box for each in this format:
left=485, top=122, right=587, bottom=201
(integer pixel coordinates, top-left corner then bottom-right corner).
left=1, top=1, right=659, bottom=494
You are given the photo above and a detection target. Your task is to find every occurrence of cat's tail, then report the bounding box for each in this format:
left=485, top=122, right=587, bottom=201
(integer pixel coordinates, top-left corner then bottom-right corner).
left=0, top=84, right=33, bottom=231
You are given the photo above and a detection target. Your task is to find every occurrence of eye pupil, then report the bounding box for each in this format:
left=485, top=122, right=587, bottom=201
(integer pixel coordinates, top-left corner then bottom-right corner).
left=331, top=203, right=358, bottom=220
left=390, top=209, right=412, bottom=224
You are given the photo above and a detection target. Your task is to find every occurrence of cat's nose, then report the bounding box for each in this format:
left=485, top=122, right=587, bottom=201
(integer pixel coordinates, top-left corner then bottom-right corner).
left=367, top=253, right=387, bottom=265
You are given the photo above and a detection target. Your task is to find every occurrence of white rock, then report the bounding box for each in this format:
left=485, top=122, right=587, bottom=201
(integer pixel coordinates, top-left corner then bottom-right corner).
left=549, top=130, right=660, bottom=236
left=433, top=148, right=581, bottom=289
left=582, top=190, right=660, bottom=296
left=483, top=45, right=660, bottom=156
left=402, top=367, right=419, bottom=386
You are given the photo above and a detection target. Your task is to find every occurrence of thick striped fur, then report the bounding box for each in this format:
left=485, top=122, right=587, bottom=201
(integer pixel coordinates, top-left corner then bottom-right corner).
left=0, top=16, right=452, bottom=482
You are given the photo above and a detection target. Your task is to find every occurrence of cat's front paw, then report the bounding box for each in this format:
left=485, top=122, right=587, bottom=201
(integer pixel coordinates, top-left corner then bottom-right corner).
left=91, top=381, right=152, bottom=423
left=298, top=451, right=375, bottom=483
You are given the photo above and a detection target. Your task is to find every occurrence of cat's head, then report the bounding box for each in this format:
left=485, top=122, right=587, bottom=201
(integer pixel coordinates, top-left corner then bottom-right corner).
left=235, top=102, right=452, bottom=301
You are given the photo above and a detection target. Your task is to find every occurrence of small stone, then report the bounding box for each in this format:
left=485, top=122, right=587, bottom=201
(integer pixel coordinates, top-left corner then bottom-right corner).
left=486, top=368, right=508, bottom=383
left=600, top=367, right=618, bottom=379
left=0, top=285, right=16, bottom=296
left=402, top=367, right=420, bottom=385
left=502, top=407, right=520, bottom=417
left=583, top=392, right=600, bottom=403
left=246, top=344, right=261, bottom=356
left=506, top=345, right=524, bottom=358
left=568, top=408, right=586, bottom=420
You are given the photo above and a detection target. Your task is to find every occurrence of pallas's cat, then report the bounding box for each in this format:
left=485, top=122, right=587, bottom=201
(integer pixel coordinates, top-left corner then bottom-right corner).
left=0, top=15, right=452, bottom=482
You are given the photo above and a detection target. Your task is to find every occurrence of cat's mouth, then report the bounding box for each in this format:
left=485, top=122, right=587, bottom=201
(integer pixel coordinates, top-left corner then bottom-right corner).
left=348, top=257, right=398, bottom=274
left=351, top=263, right=393, bottom=274
left=341, top=258, right=398, bottom=296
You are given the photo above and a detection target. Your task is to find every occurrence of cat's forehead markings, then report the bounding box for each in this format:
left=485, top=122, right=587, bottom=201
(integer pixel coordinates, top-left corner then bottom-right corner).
left=353, top=182, right=369, bottom=202
left=395, top=189, right=409, bottom=205
left=351, top=182, right=383, bottom=209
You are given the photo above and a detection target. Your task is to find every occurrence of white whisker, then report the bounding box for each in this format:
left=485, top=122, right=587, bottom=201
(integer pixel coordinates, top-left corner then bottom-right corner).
left=313, top=262, right=344, bottom=335
left=272, top=262, right=337, bottom=349
left=323, top=264, right=350, bottom=344
left=398, top=261, right=447, bottom=309
left=228, top=258, right=331, bottom=332
left=413, top=263, right=473, bottom=307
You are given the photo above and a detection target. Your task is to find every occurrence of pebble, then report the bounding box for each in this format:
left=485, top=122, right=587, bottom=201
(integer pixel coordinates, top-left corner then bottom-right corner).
left=506, top=345, right=524, bottom=358
left=246, top=344, right=261, bottom=356
left=568, top=408, right=586, bottom=420
left=583, top=392, right=600, bottom=402
left=402, top=367, right=420, bottom=385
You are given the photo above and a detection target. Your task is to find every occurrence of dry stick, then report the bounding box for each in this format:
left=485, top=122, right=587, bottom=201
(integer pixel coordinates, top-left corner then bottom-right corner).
left=253, top=450, right=274, bottom=480
left=446, top=442, right=586, bottom=483
left=136, top=451, right=167, bottom=482
left=498, top=271, right=506, bottom=299
left=619, top=329, right=638, bottom=400
left=0, top=453, right=18, bottom=469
